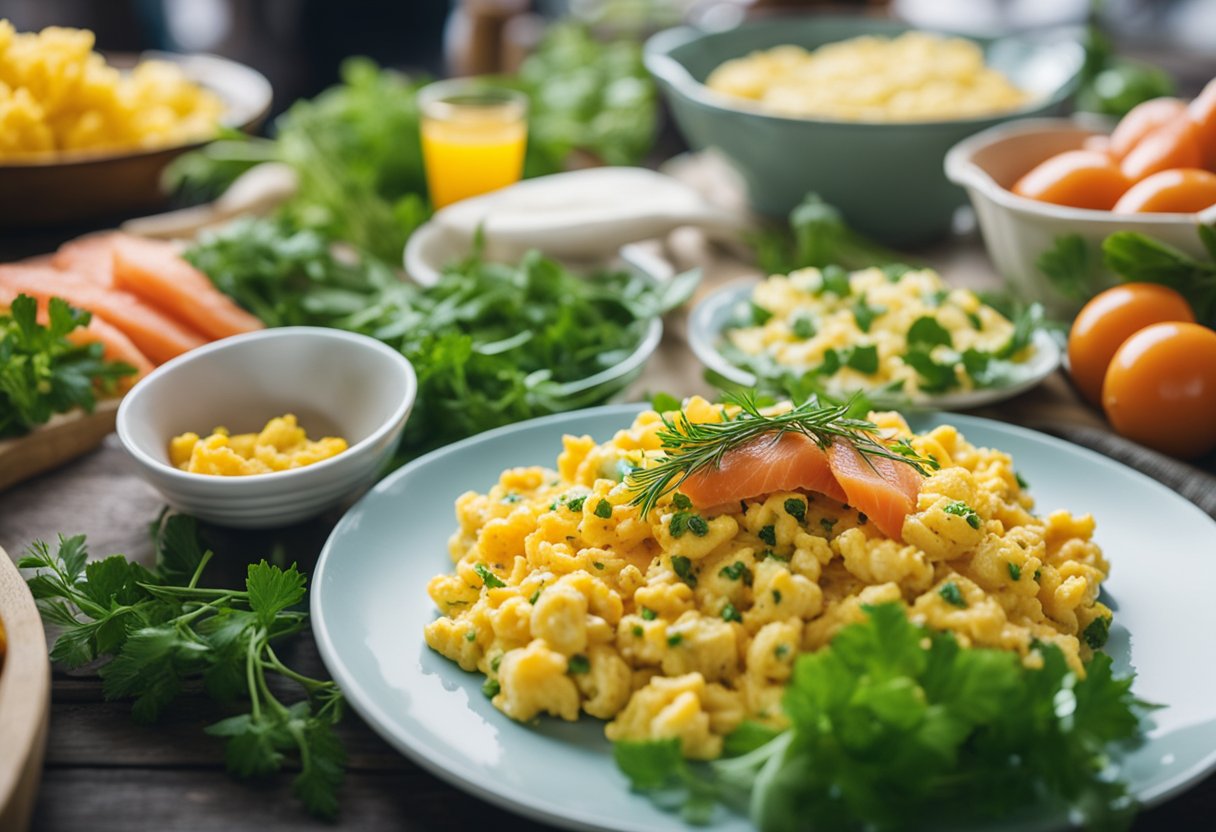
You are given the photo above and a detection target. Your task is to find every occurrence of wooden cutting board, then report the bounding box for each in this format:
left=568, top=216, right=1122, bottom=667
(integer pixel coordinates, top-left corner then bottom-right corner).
left=0, top=546, right=50, bottom=832
left=0, top=399, right=120, bottom=492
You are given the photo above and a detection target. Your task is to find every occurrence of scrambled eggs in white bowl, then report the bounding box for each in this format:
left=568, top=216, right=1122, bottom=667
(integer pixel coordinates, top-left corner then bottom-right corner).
left=688, top=267, right=1060, bottom=410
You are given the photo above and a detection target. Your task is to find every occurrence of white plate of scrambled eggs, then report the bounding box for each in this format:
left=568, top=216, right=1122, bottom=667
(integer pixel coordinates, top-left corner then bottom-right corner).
left=312, top=403, right=1216, bottom=832
left=689, top=269, right=1060, bottom=410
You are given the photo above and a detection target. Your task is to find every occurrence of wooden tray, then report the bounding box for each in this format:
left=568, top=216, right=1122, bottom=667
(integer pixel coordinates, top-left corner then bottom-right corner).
left=0, top=399, right=120, bottom=492
left=0, top=546, right=50, bottom=832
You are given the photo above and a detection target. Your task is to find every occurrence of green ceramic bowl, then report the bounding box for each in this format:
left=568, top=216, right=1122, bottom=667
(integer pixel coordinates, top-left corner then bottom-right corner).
left=645, top=16, right=1084, bottom=246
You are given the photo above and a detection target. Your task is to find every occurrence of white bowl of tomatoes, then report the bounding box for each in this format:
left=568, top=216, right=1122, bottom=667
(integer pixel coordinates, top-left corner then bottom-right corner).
left=945, top=80, right=1216, bottom=316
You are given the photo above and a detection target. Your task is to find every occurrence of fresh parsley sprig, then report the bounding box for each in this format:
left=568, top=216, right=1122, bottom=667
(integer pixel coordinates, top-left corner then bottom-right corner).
left=616, top=604, right=1154, bottom=831
left=0, top=294, right=136, bottom=438
left=19, top=517, right=346, bottom=819
left=626, top=392, right=938, bottom=517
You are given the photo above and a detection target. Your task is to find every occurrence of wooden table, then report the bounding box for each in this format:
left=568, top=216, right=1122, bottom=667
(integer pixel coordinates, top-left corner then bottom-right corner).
left=3, top=229, right=1214, bottom=831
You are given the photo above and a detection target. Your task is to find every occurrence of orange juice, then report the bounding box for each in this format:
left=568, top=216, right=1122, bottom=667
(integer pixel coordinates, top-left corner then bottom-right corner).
left=419, top=80, right=528, bottom=209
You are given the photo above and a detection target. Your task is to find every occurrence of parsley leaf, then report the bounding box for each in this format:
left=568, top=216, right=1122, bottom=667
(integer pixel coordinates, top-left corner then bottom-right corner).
left=907, top=315, right=953, bottom=349
left=473, top=562, right=506, bottom=589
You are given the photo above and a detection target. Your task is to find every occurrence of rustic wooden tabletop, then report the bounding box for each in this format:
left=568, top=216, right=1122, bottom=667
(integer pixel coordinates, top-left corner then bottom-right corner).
left=3, top=228, right=1214, bottom=831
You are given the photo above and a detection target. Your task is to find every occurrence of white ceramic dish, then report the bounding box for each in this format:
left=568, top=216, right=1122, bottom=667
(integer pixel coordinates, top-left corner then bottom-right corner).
left=945, top=118, right=1216, bottom=316
left=116, top=327, right=416, bottom=529
left=311, top=404, right=1216, bottom=832
left=688, top=279, right=1061, bottom=410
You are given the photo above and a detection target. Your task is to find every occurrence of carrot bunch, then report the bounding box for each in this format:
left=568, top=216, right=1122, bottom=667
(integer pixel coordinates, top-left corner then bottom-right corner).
left=1013, top=78, right=1216, bottom=213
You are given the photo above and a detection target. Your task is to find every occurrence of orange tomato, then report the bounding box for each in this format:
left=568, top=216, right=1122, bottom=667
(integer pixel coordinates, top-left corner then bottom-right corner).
left=1068, top=283, right=1195, bottom=405
left=1188, top=77, right=1216, bottom=169
left=1112, top=168, right=1216, bottom=213
left=1011, top=150, right=1130, bottom=210
left=1109, top=97, right=1187, bottom=159
left=1102, top=322, right=1216, bottom=458
left=1119, top=114, right=1204, bottom=182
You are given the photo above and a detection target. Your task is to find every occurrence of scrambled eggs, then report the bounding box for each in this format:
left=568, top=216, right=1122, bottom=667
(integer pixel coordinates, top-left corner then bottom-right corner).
left=0, top=20, right=224, bottom=160
left=170, top=414, right=347, bottom=476
left=726, top=266, right=1022, bottom=397
left=705, top=32, right=1028, bottom=121
left=425, top=399, right=1111, bottom=759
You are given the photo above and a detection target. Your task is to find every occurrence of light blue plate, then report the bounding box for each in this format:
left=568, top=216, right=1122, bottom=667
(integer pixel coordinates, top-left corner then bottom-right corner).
left=312, top=405, right=1216, bottom=831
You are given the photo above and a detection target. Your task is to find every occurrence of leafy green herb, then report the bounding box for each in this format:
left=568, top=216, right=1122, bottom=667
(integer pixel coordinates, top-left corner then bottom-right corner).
left=943, top=501, right=982, bottom=529
left=1037, top=234, right=1101, bottom=301
left=1008, top=562, right=1022, bottom=582
left=938, top=581, right=968, bottom=608
left=1084, top=616, right=1112, bottom=650
left=482, top=678, right=500, bottom=698
left=721, top=602, right=742, bottom=623
left=0, top=295, right=136, bottom=438
left=594, top=499, right=613, bottom=519
left=687, top=515, right=709, bottom=536
left=20, top=520, right=345, bottom=819
left=568, top=654, right=591, bottom=675
left=851, top=296, right=885, bottom=333
left=771, top=590, right=782, bottom=605
left=845, top=344, right=879, bottom=374
left=672, top=493, right=692, bottom=510
left=750, top=301, right=774, bottom=326
left=187, top=219, right=698, bottom=458
left=758, top=525, right=777, bottom=546
left=651, top=392, right=682, bottom=413
left=567, top=496, right=587, bottom=513
left=632, top=625, right=644, bottom=637
left=473, top=562, right=506, bottom=589
left=617, top=604, right=1152, bottom=831
left=1015, top=471, right=1030, bottom=490
left=783, top=498, right=806, bottom=522
left=791, top=315, right=816, bottom=340
left=640, top=607, right=657, bottom=621
left=818, top=265, right=852, bottom=297
left=671, top=556, right=697, bottom=588
left=751, top=193, right=916, bottom=275
left=907, top=316, right=953, bottom=349
left=1103, top=229, right=1216, bottom=327
left=465, top=629, right=477, bottom=642
left=718, top=562, right=753, bottom=586
left=626, top=392, right=936, bottom=517
left=666, top=632, right=684, bottom=647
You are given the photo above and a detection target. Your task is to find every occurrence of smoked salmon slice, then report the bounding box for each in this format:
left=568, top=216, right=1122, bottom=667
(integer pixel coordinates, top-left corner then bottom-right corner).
left=0, top=265, right=207, bottom=364
left=111, top=235, right=264, bottom=341
left=826, top=437, right=922, bottom=541
left=52, top=233, right=119, bottom=287
left=0, top=286, right=154, bottom=380
left=678, top=429, right=923, bottom=542
left=680, top=432, right=849, bottom=509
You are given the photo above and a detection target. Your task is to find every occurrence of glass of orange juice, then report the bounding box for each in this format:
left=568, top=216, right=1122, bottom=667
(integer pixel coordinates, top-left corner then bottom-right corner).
left=419, top=79, right=528, bottom=210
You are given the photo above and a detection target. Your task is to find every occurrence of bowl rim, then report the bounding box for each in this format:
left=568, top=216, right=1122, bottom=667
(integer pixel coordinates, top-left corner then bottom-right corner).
left=688, top=276, right=1061, bottom=407
left=0, top=50, right=272, bottom=171
left=115, top=327, right=417, bottom=488
left=944, top=116, right=1216, bottom=225
left=643, top=15, right=1084, bottom=129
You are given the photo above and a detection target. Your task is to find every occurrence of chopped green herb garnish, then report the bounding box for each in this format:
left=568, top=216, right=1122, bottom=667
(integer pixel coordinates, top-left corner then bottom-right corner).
left=967, top=311, right=984, bottom=330
left=772, top=590, right=783, bottom=605
left=1007, top=562, right=1022, bottom=582
left=846, top=344, right=880, bottom=374
left=568, top=654, right=591, bottom=674
left=667, top=632, right=684, bottom=647
left=641, top=607, right=657, bottom=621
left=774, top=644, right=790, bottom=659
left=465, top=629, right=476, bottom=642
left=851, top=296, right=886, bottom=333
left=943, top=501, right=981, bottom=530
left=687, top=515, right=709, bottom=536
left=721, top=602, right=742, bottom=623
left=529, top=589, right=541, bottom=604
left=719, top=561, right=753, bottom=586
left=938, top=581, right=967, bottom=608
left=672, top=492, right=692, bottom=510
left=567, top=496, right=587, bottom=512
left=907, top=315, right=953, bottom=349
left=482, top=678, right=500, bottom=698
left=1034, top=569, right=1042, bottom=582
left=1083, top=616, right=1111, bottom=650
left=1015, top=471, right=1030, bottom=490
left=671, top=555, right=697, bottom=587
left=501, top=492, right=521, bottom=503
left=593, top=561, right=604, bottom=570
left=491, top=655, right=502, bottom=672
left=750, top=301, right=773, bottom=326
left=783, top=498, right=806, bottom=522
left=758, top=525, right=777, bottom=546
left=594, top=499, right=613, bottom=519
left=819, top=265, right=852, bottom=296
left=792, top=315, right=816, bottom=339
left=473, top=562, right=506, bottom=589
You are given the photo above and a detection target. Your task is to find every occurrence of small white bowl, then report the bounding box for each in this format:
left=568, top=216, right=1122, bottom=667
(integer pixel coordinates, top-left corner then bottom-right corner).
left=116, top=327, right=417, bottom=529
left=688, top=279, right=1060, bottom=411
left=945, top=118, right=1216, bottom=316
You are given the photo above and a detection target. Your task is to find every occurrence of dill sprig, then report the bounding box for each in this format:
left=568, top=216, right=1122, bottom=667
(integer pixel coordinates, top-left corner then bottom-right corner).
left=626, top=392, right=938, bottom=516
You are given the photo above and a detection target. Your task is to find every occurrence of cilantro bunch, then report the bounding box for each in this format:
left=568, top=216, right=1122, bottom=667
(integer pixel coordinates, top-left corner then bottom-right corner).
left=616, top=604, right=1153, bottom=831
left=0, top=294, right=135, bottom=438
left=20, top=517, right=346, bottom=819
